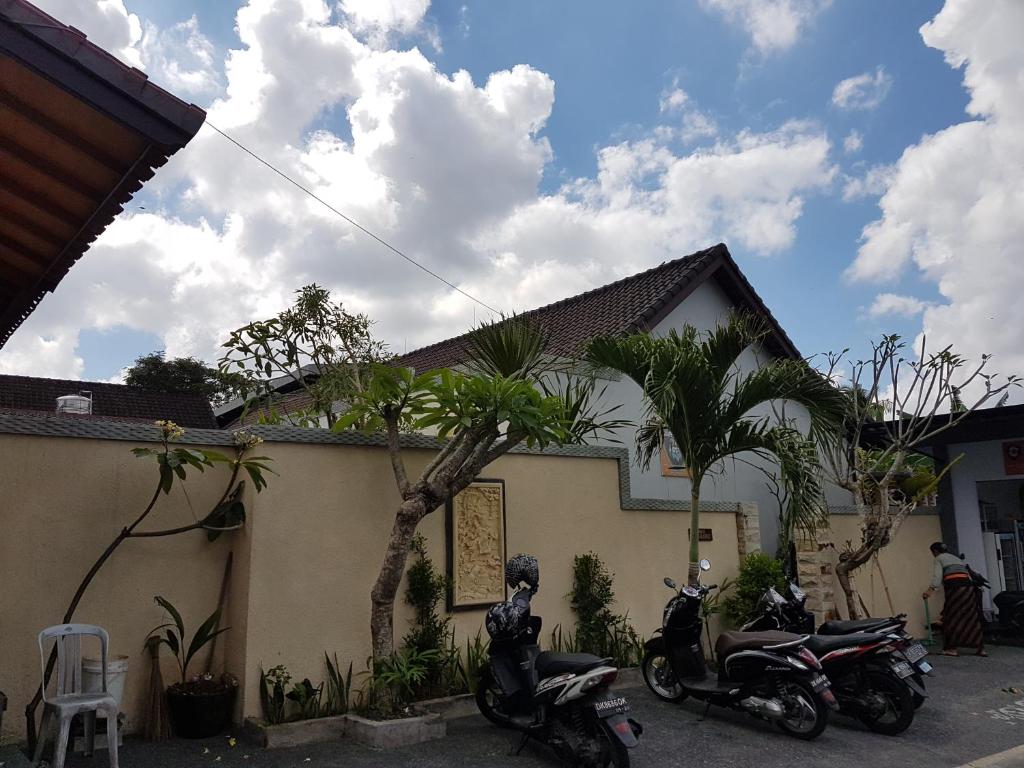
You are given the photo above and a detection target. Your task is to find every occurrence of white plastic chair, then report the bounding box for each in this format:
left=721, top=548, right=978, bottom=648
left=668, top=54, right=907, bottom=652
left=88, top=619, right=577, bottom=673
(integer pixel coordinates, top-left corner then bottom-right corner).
left=32, top=624, right=119, bottom=768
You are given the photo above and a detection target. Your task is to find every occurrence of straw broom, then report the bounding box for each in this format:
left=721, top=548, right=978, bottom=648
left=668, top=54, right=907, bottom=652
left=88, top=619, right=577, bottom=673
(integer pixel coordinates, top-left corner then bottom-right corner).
left=143, top=637, right=171, bottom=741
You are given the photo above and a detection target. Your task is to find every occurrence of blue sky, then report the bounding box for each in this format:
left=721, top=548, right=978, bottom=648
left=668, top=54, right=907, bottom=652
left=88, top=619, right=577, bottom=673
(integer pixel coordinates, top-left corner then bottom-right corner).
left=5, top=0, right=1022, bottom=393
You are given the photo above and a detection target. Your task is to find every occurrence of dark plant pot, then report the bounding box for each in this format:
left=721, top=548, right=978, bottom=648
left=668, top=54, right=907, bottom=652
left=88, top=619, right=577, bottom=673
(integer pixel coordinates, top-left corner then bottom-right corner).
left=167, top=686, right=236, bottom=738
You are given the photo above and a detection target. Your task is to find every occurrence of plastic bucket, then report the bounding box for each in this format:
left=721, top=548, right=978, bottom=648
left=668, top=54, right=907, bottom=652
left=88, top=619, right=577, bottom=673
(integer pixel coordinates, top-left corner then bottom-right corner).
left=82, top=656, right=129, bottom=715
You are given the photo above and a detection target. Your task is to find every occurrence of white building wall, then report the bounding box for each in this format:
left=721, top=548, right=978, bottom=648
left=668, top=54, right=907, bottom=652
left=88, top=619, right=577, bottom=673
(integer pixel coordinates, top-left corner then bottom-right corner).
left=948, top=438, right=1024, bottom=590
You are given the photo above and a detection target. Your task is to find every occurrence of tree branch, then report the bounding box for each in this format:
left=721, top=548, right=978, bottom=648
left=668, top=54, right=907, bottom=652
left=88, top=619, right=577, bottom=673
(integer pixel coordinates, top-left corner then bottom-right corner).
left=384, top=410, right=411, bottom=498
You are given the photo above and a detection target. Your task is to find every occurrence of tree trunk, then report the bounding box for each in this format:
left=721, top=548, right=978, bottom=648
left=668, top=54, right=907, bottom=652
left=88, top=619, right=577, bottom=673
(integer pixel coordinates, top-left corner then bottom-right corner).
left=835, top=559, right=861, bottom=619
left=687, top=486, right=701, bottom=585
left=370, top=498, right=427, bottom=659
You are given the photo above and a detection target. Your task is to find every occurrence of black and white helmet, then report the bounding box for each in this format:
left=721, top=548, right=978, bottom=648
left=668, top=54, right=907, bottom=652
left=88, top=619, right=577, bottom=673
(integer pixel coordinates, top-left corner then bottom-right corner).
left=485, top=601, right=526, bottom=641
left=505, top=553, right=540, bottom=594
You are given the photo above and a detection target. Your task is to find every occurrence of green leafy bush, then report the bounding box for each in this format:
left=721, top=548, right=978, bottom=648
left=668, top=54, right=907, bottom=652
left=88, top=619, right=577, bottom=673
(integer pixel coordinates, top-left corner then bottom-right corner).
left=566, top=552, right=644, bottom=667
left=286, top=678, right=323, bottom=720
left=360, top=648, right=440, bottom=717
left=721, top=553, right=786, bottom=627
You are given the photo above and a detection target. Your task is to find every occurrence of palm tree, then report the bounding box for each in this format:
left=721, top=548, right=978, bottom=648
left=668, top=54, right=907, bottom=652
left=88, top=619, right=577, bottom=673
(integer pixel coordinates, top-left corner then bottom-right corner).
left=586, top=314, right=846, bottom=583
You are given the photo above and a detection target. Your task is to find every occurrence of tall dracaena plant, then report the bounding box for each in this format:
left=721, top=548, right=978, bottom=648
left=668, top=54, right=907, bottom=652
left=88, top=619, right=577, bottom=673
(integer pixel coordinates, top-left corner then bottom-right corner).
left=586, top=314, right=846, bottom=584
left=335, top=315, right=626, bottom=659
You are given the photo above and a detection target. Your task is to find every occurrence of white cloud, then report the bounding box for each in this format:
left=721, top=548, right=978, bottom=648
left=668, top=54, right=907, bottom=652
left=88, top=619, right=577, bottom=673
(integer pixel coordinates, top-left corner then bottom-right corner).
left=28, top=0, right=220, bottom=99
left=841, top=163, right=895, bottom=201
left=0, top=0, right=836, bottom=379
left=868, top=293, right=931, bottom=318
left=843, top=130, right=863, bottom=153
left=699, top=0, right=831, bottom=55
left=832, top=67, right=893, bottom=110
left=658, top=84, right=719, bottom=143
left=846, top=0, right=1024, bottom=399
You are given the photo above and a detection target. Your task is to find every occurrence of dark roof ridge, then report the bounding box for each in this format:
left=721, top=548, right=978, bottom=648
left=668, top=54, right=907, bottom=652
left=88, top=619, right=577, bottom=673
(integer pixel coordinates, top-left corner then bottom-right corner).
left=516, top=243, right=724, bottom=321
left=399, top=244, right=725, bottom=364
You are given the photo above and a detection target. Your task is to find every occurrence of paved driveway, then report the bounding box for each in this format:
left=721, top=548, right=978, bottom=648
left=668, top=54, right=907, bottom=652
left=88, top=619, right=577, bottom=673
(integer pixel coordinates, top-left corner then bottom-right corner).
left=18, top=646, right=1024, bottom=768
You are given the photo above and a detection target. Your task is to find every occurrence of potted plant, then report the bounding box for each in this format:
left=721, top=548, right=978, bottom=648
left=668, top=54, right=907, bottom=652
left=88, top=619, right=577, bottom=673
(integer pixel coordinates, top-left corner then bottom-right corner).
left=146, top=596, right=237, bottom=738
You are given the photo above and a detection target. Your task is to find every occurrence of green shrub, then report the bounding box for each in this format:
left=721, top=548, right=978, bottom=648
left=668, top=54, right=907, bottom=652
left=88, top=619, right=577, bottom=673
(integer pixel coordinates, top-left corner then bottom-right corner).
left=721, top=553, right=787, bottom=627
left=567, top=552, right=644, bottom=667
left=360, top=648, right=440, bottom=717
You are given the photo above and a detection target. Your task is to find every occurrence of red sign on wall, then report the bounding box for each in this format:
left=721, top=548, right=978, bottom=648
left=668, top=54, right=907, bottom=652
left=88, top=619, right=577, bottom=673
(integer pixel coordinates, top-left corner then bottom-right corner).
left=1003, top=441, right=1024, bottom=475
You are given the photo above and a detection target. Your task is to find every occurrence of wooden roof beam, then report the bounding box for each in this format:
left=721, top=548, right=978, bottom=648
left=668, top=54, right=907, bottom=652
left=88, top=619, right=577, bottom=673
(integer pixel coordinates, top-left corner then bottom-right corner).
left=0, top=92, right=124, bottom=173
left=0, top=136, right=108, bottom=199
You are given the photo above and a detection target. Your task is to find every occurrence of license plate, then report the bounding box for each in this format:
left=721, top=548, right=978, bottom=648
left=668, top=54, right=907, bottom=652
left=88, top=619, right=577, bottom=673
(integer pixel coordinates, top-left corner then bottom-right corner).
left=904, top=643, right=928, bottom=663
left=892, top=661, right=914, bottom=679
left=810, top=675, right=830, bottom=692
left=594, top=697, right=630, bottom=717
left=917, top=661, right=933, bottom=674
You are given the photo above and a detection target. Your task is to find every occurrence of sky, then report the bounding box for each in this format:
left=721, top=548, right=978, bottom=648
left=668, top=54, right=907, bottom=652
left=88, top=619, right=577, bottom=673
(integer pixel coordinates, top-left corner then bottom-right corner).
left=1, top=0, right=1021, bottom=398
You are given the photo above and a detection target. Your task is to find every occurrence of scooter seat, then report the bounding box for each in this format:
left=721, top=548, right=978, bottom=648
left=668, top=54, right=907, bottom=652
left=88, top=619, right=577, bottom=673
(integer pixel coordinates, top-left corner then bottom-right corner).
left=535, top=652, right=609, bottom=677
left=716, top=630, right=803, bottom=658
left=818, top=618, right=898, bottom=635
left=803, top=632, right=887, bottom=656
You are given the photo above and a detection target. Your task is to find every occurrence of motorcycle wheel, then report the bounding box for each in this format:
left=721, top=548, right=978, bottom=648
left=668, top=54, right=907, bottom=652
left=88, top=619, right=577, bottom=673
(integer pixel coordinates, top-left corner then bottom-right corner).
left=594, top=724, right=630, bottom=768
left=475, top=670, right=512, bottom=728
left=857, top=670, right=914, bottom=735
left=911, top=674, right=926, bottom=710
left=641, top=651, right=687, bottom=702
left=775, top=678, right=829, bottom=740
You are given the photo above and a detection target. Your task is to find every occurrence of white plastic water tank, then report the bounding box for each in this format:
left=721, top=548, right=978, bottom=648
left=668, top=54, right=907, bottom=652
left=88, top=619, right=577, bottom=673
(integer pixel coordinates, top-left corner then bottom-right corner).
left=56, top=394, right=92, bottom=414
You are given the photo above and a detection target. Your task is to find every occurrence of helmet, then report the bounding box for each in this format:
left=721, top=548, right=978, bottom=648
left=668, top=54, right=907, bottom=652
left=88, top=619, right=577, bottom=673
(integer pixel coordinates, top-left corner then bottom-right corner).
left=485, top=601, right=527, bottom=641
left=505, top=553, right=539, bottom=593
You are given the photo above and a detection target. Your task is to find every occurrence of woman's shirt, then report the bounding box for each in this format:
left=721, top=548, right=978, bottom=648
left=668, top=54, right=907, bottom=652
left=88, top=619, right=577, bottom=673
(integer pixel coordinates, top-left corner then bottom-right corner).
left=931, top=552, right=969, bottom=589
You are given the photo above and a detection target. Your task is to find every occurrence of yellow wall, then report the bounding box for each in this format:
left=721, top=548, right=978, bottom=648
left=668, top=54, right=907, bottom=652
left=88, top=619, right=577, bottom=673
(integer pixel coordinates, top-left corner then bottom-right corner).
left=826, top=513, right=943, bottom=636
left=0, top=435, right=237, bottom=743
left=237, top=444, right=741, bottom=721
left=0, top=430, right=943, bottom=742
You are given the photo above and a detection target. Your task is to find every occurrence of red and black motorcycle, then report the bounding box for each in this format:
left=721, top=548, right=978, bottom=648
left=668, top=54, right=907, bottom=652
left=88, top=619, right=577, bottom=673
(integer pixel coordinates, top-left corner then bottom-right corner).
left=742, top=584, right=917, bottom=735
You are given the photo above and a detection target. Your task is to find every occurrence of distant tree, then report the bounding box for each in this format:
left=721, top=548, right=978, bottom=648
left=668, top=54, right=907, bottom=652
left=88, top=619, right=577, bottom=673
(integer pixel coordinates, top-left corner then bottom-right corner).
left=220, top=285, right=389, bottom=428
left=125, top=351, right=246, bottom=404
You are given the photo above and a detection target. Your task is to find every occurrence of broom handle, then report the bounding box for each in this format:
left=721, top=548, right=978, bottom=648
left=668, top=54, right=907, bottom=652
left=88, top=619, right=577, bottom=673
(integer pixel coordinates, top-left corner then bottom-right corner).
left=205, top=551, right=233, bottom=674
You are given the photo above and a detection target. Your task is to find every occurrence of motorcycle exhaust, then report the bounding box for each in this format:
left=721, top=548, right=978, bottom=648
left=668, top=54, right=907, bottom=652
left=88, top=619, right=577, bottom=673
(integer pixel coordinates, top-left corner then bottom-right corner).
left=739, top=696, right=784, bottom=720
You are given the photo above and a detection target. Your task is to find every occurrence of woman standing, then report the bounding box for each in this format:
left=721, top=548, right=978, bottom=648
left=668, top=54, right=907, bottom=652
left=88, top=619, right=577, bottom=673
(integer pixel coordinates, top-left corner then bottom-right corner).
left=923, top=542, right=986, bottom=657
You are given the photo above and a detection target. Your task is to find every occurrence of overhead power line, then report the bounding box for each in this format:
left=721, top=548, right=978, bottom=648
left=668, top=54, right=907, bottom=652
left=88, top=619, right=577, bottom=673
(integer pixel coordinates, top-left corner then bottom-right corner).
left=203, top=121, right=501, bottom=315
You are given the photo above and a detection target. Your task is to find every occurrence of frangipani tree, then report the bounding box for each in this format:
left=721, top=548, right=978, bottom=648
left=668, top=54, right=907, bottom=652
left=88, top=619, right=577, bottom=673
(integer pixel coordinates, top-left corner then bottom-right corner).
left=819, top=335, right=1019, bottom=618
left=586, top=314, right=846, bottom=584
left=334, top=317, right=623, bottom=659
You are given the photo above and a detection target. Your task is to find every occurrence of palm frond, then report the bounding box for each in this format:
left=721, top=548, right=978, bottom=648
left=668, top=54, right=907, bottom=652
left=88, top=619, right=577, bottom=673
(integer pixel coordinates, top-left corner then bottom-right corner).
left=701, top=313, right=769, bottom=386
left=467, top=314, right=547, bottom=379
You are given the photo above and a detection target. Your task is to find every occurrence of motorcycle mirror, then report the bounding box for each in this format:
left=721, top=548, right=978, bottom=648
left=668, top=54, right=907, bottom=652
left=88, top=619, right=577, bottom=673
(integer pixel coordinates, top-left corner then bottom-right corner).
left=664, top=577, right=678, bottom=590
left=699, top=558, right=712, bottom=572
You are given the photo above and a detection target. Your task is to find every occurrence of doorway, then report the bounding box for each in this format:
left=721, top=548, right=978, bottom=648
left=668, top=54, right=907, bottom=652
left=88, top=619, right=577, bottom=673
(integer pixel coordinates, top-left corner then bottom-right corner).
left=976, top=479, right=1024, bottom=594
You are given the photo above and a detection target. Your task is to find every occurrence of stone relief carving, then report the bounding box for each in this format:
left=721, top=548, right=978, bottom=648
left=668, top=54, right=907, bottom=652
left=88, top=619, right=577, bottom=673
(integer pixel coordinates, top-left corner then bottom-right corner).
left=451, top=483, right=505, bottom=607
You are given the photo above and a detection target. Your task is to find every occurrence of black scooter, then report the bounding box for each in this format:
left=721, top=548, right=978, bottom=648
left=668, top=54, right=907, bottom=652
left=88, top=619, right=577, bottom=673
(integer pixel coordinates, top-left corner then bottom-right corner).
left=476, top=564, right=641, bottom=767
left=743, top=584, right=917, bottom=734
left=753, top=581, right=932, bottom=709
left=641, top=558, right=838, bottom=740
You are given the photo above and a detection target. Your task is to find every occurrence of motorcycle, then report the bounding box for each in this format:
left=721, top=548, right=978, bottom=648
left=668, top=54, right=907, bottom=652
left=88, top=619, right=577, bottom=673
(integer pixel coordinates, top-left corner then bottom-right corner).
left=641, top=558, right=838, bottom=740
left=749, top=580, right=932, bottom=709
left=476, top=554, right=642, bottom=767
left=743, top=584, right=918, bottom=734
left=993, top=591, right=1024, bottom=638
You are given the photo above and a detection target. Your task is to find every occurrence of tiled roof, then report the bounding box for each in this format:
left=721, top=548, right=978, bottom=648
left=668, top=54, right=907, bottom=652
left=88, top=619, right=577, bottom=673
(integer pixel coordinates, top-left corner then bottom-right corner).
left=0, top=374, right=218, bottom=428
left=397, top=243, right=799, bottom=371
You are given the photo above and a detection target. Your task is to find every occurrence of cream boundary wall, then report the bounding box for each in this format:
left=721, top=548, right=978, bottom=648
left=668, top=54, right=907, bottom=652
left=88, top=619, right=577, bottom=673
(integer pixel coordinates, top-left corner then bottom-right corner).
left=0, top=419, right=939, bottom=741
left=0, top=434, right=235, bottom=743
left=826, top=513, right=942, bottom=636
